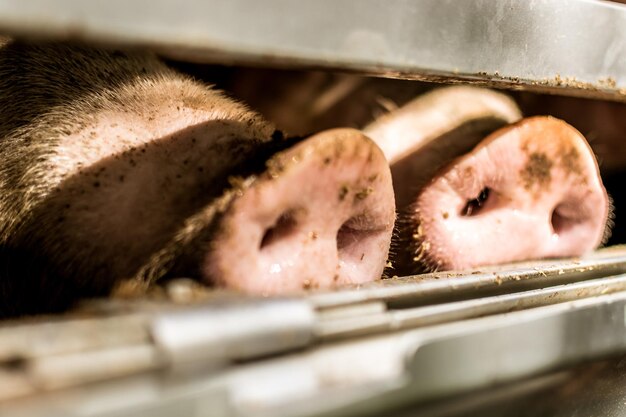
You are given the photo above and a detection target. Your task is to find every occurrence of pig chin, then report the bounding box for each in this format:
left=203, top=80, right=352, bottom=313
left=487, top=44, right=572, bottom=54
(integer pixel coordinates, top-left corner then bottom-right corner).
left=203, top=129, right=395, bottom=294
left=410, top=116, right=610, bottom=272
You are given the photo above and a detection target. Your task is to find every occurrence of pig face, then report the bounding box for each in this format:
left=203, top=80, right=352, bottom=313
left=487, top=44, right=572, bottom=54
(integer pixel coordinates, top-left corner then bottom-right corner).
left=410, top=117, right=610, bottom=271
left=0, top=41, right=395, bottom=316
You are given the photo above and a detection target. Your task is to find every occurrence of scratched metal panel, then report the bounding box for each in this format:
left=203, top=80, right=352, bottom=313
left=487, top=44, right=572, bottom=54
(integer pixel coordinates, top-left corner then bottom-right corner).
left=0, top=0, right=624, bottom=100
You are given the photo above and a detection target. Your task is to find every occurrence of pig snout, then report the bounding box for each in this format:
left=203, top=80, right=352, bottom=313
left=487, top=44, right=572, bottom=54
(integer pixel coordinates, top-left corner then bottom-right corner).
left=0, top=40, right=396, bottom=315
left=203, top=129, right=395, bottom=293
left=410, top=116, right=610, bottom=271
left=364, top=86, right=609, bottom=273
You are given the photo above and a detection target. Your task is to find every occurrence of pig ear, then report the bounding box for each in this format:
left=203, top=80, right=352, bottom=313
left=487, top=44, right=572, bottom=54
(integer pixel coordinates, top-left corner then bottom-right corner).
left=363, top=86, right=522, bottom=210
left=364, top=86, right=522, bottom=164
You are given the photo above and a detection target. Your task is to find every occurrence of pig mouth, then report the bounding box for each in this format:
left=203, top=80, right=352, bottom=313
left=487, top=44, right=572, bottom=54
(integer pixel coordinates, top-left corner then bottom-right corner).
left=409, top=116, right=610, bottom=272
left=202, top=128, right=395, bottom=294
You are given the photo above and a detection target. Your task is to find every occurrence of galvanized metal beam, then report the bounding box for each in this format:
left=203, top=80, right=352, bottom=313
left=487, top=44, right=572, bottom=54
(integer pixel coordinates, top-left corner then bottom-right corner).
left=0, top=0, right=624, bottom=100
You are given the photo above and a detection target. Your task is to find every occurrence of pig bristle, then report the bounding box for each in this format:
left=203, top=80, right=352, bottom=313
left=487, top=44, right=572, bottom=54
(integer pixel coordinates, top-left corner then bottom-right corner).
left=390, top=202, right=441, bottom=276
left=137, top=176, right=256, bottom=285
left=601, top=193, right=615, bottom=246
left=0, top=39, right=278, bottom=316
left=381, top=214, right=401, bottom=278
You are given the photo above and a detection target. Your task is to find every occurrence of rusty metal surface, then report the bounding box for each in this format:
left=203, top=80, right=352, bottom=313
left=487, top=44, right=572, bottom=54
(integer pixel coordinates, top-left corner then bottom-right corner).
left=0, top=0, right=624, bottom=100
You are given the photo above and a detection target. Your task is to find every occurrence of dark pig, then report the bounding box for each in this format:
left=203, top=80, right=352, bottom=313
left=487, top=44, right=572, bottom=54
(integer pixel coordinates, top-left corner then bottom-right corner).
left=0, top=40, right=395, bottom=316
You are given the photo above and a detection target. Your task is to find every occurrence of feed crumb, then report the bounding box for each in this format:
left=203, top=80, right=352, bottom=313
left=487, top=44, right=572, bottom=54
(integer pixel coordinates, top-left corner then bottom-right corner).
left=355, top=187, right=373, bottom=200
left=339, top=185, right=349, bottom=201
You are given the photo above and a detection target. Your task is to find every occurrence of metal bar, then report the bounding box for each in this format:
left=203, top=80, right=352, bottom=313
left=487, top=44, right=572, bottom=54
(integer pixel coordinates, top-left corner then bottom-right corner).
left=2, top=250, right=626, bottom=407
left=291, top=292, right=626, bottom=417
left=309, top=249, right=626, bottom=309
left=0, top=314, right=149, bottom=362
left=151, top=298, right=315, bottom=366
left=316, top=273, right=626, bottom=340
left=405, top=291, right=626, bottom=402
left=28, top=345, right=161, bottom=391
left=0, top=0, right=623, bottom=100
left=5, top=291, right=626, bottom=417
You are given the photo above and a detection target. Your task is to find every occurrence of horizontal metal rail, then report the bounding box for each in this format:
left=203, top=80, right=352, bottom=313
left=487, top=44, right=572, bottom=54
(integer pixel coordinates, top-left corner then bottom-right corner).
left=0, top=0, right=624, bottom=100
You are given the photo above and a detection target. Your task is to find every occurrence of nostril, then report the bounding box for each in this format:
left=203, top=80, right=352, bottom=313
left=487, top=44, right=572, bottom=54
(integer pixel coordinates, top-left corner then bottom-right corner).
left=337, top=216, right=376, bottom=261
left=260, top=210, right=299, bottom=250
left=337, top=222, right=358, bottom=252
left=461, top=187, right=491, bottom=217
left=551, top=204, right=580, bottom=236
